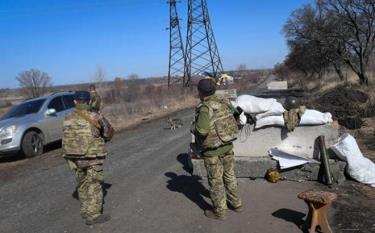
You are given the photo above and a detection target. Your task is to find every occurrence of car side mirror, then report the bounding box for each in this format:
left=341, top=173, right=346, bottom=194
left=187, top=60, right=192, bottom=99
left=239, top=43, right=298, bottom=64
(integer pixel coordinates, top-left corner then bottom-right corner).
left=46, top=108, right=57, bottom=116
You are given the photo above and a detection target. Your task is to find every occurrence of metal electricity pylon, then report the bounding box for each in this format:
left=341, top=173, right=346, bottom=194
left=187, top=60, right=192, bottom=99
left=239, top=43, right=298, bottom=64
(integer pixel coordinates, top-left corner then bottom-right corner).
left=167, top=0, right=186, bottom=87
left=184, top=0, right=223, bottom=86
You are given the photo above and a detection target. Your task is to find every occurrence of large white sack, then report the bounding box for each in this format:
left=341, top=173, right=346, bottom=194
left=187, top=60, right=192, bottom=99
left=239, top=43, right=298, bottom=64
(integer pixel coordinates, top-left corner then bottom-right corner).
left=300, top=109, right=333, bottom=125
left=256, top=102, right=286, bottom=120
left=236, top=95, right=276, bottom=114
left=331, top=133, right=375, bottom=187
left=255, top=115, right=284, bottom=129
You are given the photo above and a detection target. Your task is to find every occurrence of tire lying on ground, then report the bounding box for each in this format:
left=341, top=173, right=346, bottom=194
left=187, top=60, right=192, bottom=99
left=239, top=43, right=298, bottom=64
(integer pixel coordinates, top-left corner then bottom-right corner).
left=22, top=131, right=44, bottom=158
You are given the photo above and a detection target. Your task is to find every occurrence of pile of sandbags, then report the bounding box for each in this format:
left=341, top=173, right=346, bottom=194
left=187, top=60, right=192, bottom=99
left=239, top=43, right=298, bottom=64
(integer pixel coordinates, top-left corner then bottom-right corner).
left=234, top=94, right=333, bottom=129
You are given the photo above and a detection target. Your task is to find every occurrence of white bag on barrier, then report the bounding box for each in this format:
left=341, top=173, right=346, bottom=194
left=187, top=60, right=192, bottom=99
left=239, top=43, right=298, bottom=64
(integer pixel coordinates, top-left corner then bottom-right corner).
left=235, top=95, right=276, bottom=114
left=331, top=133, right=375, bottom=187
left=255, top=109, right=332, bottom=128
left=300, top=109, right=333, bottom=125
left=239, top=112, right=247, bottom=126
left=255, top=115, right=284, bottom=129
left=256, top=102, right=286, bottom=120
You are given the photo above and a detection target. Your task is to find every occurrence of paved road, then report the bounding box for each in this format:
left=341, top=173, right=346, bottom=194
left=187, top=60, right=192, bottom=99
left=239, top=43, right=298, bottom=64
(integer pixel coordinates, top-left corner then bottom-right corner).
left=0, top=106, right=318, bottom=233
left=2, top=75, right=373, bottom=233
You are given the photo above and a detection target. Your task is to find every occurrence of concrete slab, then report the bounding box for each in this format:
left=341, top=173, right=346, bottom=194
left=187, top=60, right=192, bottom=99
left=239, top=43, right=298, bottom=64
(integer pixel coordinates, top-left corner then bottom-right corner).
left=233, top=124, right=339, bottom=159
left=267, top=81, right=288, bottom=90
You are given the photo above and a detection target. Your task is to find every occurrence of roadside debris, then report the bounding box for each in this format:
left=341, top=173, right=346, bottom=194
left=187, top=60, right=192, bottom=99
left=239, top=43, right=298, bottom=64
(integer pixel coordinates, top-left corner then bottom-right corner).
left=319, top=135, right=334, bottom=185
left=268, top=149, right=309, bottom=169
left=265, top=168, right=282, bottom=183
left=312, top=87, right=372, bottom=129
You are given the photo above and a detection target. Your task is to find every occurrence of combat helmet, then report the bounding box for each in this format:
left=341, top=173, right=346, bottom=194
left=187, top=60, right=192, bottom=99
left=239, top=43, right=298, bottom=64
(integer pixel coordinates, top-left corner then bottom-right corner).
left=283, top=96, right=301, bottom=110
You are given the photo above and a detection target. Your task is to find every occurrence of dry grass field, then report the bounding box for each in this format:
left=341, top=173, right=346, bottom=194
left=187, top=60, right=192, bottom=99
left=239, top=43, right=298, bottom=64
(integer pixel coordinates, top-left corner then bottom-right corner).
left=0, top=72, right=266, bottom=130
left=100, top=72, right=265, bottom=131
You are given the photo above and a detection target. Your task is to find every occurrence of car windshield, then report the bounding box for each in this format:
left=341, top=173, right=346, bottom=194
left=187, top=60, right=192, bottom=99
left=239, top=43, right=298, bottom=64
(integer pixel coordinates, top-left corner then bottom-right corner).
left=1, top=99, right=46, bottom=120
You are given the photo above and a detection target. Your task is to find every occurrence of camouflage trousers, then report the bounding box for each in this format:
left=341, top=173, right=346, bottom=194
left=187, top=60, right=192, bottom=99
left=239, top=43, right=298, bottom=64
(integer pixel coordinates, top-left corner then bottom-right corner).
left=68, top=160, right=104, bottom=221
left=203, top=150, right=242, bottom=215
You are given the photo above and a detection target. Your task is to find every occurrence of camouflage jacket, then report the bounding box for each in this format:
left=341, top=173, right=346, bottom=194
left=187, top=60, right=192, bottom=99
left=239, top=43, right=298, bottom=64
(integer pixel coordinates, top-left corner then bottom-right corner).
left=194, top=95, right=238, bottom=152
left=283, top=106, right=306, bottom=132
left=89, top=91, right=102, bottom=112
left=62, top=104, right=112, bottom=159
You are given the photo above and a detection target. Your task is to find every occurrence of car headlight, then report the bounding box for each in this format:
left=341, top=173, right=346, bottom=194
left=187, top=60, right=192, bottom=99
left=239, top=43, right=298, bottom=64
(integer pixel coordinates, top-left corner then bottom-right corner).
left=0, top=125, right=17, bottom=138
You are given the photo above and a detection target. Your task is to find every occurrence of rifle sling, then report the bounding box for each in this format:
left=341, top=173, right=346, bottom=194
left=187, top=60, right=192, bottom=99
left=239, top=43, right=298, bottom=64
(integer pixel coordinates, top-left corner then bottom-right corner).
left=74, top=110, right=101, bottom=129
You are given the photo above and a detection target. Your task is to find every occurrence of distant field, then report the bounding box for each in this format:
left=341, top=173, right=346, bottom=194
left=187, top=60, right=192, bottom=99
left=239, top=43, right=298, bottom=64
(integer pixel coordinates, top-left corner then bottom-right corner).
left=0, top=70, right=269, bottom=123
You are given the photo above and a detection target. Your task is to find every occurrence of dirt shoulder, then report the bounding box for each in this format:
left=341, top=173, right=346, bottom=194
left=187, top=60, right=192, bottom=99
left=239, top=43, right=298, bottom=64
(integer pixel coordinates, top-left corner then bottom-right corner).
left=305, top=84, right=375, bottom=162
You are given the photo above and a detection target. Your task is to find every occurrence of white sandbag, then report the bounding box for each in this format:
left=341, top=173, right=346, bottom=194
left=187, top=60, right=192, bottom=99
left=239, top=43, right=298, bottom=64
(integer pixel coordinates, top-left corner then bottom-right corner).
left=239, top=112, right=247, bottom=126
left=236, top=95, right=276, bottom=114
left=255, top=115, right=284, bottom=129
left=255, top=109, right=333, bottom=129
left=256, top=102, right=286, bottom=120
left=331, top=133, right=375, bottom=187
left=300, top=109, right=333, bottom=125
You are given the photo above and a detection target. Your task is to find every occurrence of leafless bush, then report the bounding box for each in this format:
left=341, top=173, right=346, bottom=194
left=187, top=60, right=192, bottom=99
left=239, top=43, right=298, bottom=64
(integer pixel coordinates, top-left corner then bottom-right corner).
left=100, top=71, right=269, bottom=130
left=0, top=101, right=12, bottom=108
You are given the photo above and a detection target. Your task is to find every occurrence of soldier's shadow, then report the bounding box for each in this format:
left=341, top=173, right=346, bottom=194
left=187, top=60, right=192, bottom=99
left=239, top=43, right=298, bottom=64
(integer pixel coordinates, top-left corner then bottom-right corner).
left=165, top=172, right=211, bottom=211
left=72, top=182, right=112, bottom=200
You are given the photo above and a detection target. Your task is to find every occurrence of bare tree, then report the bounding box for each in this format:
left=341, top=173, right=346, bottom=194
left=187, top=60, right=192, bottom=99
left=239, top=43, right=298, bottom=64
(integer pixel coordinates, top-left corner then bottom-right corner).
left=16, top=69, right=52, bottom=97
left=237, top=64, right=248, bottom=77
left=124, top=73, right=141, bottom=102
left=237, top=64, right=247, bottom=71
left=322, top=0, right=375, bottom=85
left=92, top=65, right=106, bottom=86
left=128, top=73, right=139, bottom=80
left=284, top=0, right=375, bottom=85
left=113, top=77, right=124, bottom=100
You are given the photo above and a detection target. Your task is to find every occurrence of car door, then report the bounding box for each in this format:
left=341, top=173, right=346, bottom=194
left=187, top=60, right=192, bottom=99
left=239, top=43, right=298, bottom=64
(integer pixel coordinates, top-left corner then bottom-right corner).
left=62, top=95, right=75, bottom=112
left=44, top=96, right=66, bottom=142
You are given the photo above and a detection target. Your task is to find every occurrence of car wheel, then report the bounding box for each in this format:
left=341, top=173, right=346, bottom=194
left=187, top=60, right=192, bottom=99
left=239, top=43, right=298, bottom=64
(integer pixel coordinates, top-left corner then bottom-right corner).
left=22, top=131, right=44, bottom=158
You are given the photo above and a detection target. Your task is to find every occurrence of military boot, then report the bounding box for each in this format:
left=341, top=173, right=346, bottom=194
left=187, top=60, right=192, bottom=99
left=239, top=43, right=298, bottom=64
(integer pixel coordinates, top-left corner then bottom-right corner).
left=229, top=205, right=243, bottom=213
left=204, top=210, right=226, bottom=221
left=85, top=214, right=111, bottom=225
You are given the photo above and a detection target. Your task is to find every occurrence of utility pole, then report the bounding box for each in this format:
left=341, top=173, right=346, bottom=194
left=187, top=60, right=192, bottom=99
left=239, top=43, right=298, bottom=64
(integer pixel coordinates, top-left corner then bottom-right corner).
left=184, top=0, right=223, bottom=86
left=167, top=0, right=186, bottom=87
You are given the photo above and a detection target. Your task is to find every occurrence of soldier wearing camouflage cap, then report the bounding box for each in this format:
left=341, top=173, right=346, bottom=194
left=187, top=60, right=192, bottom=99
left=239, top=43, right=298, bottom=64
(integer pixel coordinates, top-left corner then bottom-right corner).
left=62, top=91, right=114, bottom=225
left=192, top=78, right=242, bottom=220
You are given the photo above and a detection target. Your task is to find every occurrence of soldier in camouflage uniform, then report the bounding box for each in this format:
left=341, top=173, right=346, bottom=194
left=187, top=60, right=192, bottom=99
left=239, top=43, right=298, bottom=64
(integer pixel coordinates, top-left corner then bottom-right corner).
left=192, top=78, right=242, bottom=220
left=89, top=84, right=102, bottom=112
left=63, top=91, right=113, bottom=225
